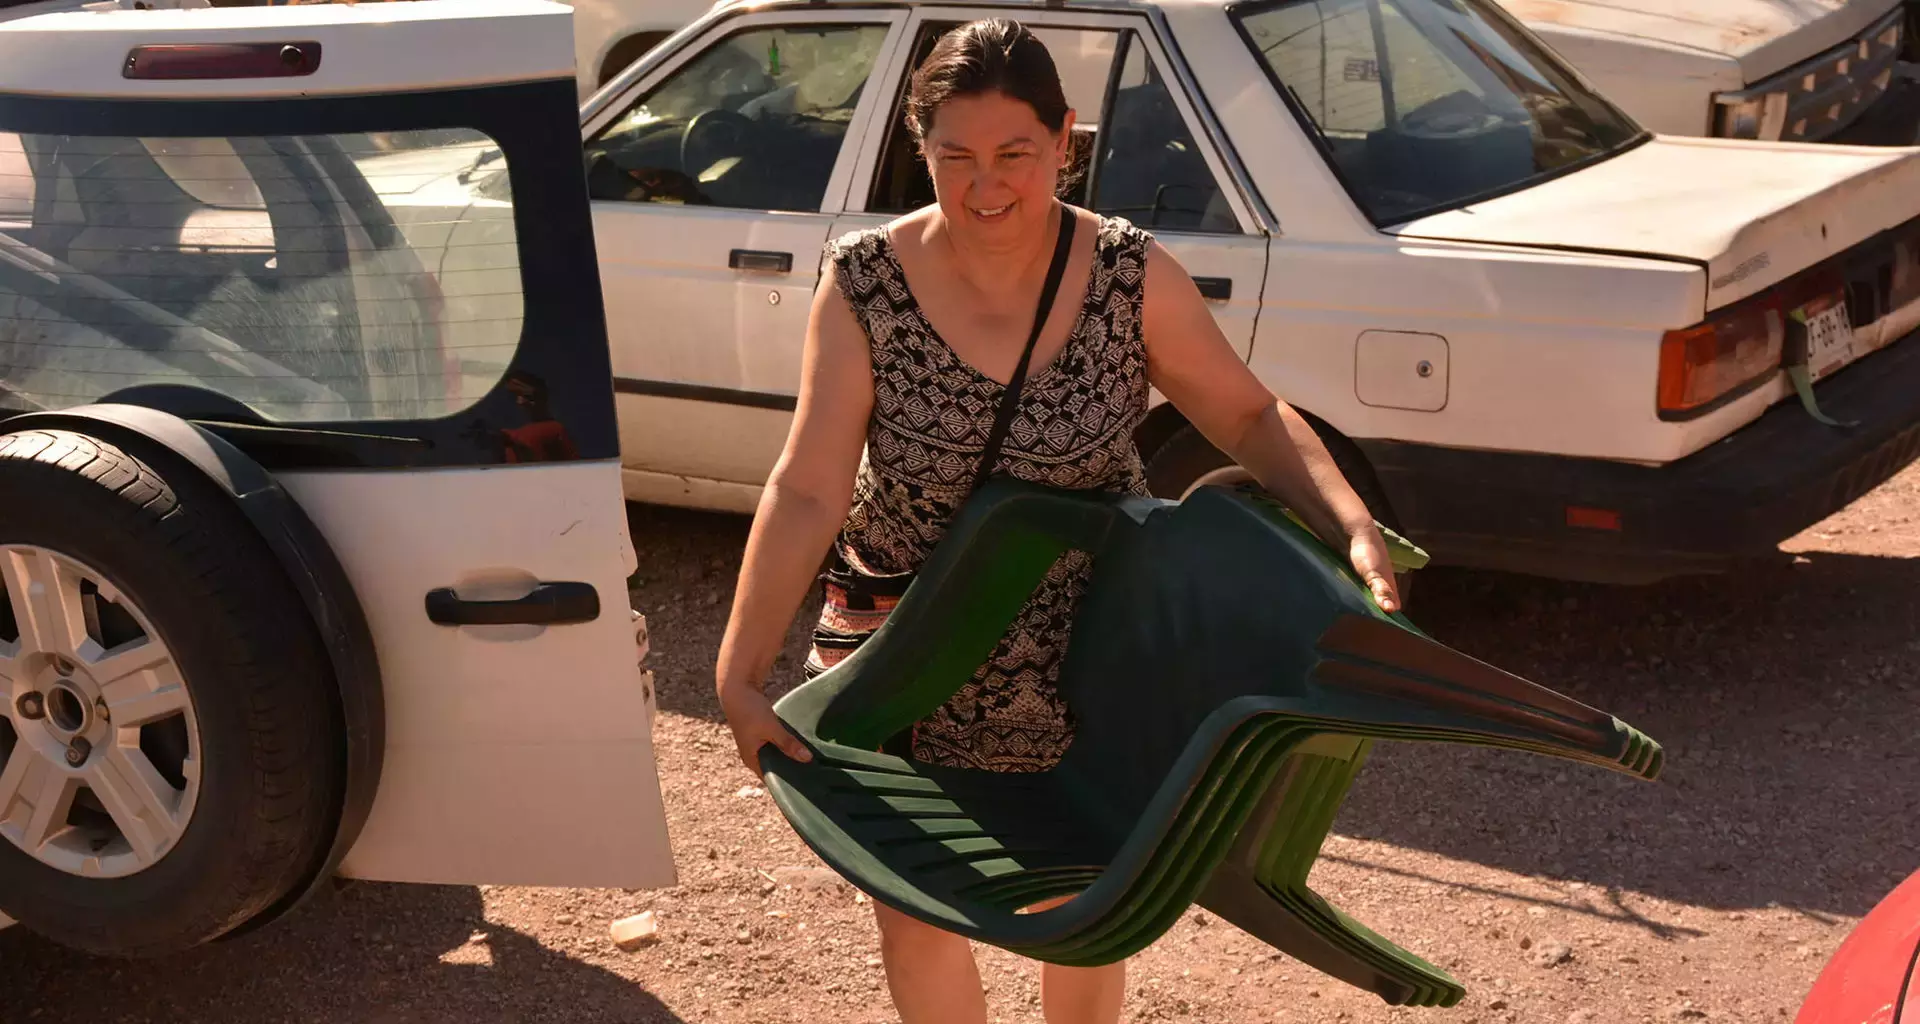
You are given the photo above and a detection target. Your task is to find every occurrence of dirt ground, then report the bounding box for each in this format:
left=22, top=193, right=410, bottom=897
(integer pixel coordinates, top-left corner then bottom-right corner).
left=5, top=464, right=1918, bottom=1024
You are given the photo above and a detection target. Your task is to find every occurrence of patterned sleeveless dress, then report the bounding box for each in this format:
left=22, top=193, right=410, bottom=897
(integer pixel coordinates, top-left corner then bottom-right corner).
left=802, top=212, right=1154, bottom=773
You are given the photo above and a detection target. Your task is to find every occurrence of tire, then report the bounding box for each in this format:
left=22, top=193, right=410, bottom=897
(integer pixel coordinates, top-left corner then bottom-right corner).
left=0, top=428, right=341, bottom=957
left=1141, top=423, right=1417, bottom=606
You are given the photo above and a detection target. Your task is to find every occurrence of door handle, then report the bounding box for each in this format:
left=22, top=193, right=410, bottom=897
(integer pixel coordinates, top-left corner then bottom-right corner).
left=425, top=582, right=600, bottom=626
left=1193, top=277, right=1233, bottom=301
left=729, top=249, right=793, bottom=273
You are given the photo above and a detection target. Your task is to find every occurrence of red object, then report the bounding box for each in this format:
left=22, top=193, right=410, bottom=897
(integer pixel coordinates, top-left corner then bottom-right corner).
left=500, top=420, right=578, bottom=463
left=1565, top=506, right=1623, bottom=531
left=1794, top=867, right=1920, bottom=1024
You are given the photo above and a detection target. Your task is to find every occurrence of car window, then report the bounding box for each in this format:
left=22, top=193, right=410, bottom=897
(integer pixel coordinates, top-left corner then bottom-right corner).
left=0, top=128, right=522, bottom=423
left=583, top=24, right=891, bottom=212
left=1092, top=38, right=1237, bottom=233
left=868, top=23, right=1237, bottom=233
left=1236, top=0, right=1643, bottom=225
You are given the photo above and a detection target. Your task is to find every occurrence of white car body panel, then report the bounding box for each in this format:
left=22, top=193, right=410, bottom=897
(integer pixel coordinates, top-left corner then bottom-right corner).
left=0, top=0, right=577, bottom=99
left=1393, top=136, right=1920, bottom=306
left=278, top=465, right=675, bottom=890
left=1501, top=0, right=1897, bottom=81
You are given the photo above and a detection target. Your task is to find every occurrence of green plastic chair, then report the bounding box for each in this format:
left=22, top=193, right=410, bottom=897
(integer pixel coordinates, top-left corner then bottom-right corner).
left=761, top=480, right=1661, bottom=1006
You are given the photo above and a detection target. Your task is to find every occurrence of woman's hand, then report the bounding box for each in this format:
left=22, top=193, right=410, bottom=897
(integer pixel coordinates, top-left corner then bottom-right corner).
left=718, top=681, right=813, bottom=776
left=1347, top=525, right=1402, bottom=613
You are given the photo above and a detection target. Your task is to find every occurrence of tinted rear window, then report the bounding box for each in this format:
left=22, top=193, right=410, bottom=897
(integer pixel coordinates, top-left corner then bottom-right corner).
left=0, top=128, right=522, bottom=422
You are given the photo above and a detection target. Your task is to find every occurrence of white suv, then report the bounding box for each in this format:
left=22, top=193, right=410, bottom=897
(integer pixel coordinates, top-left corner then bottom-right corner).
left=0, top=0, right=675, bottom=957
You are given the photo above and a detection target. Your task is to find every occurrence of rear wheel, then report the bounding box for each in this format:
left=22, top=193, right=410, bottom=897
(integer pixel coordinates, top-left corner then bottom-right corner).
left=1142, top=423, right=1416, bottom=606
left=0, top=428, right=341, bottom=957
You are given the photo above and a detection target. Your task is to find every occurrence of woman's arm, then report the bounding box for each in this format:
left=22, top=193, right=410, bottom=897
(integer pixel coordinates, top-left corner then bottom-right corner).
left=1140, top=240, right=1401, bottom=612
left=715, top=261, right=876, bottom=772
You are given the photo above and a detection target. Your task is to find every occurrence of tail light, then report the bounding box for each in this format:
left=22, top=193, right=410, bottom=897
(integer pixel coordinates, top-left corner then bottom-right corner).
left=1657, top=270, right=1844, bottom=419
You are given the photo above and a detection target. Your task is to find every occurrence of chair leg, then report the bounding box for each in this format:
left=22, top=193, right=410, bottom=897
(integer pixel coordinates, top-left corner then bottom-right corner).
left=1195, top=740, right=1465, bottom=1008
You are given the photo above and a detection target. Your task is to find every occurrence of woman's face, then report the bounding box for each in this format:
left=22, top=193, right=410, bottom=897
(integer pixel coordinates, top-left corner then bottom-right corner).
left=920, top=89, right=1074, bottom=247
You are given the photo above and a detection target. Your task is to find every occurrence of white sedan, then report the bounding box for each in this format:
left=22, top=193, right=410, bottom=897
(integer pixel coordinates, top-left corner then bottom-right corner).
left=581, top=0, right=1920, bottom=586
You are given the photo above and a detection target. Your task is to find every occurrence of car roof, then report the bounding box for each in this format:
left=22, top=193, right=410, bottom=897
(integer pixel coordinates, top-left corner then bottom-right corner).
left=0, top=0, right=577, bottom=100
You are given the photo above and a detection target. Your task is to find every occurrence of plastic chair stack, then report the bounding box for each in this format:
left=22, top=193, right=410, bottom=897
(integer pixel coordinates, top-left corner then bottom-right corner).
left=761, top=480, right=1662, bottom=1007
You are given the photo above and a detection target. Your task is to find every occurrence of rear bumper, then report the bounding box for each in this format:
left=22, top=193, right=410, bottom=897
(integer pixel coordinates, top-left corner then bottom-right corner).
left=1358, top=332, right=1920, bottom=584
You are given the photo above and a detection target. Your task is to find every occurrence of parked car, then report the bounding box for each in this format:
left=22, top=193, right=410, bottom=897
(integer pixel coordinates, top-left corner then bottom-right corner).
left=564, top=0, right=1920, bottom=587
left=589, top=0, right=1920, bottom=145
left=1793, top=865, right=1920, bottom=1023
left=0, top=0, right=675, bottom=958
left=1515, top=0, right=1920, bottom=146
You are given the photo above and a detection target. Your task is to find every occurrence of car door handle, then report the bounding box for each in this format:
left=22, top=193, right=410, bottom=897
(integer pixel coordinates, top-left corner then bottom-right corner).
left=1193, top=277, right=1233, bottom=301
left=425, top=582, right=600, bottom=626
left=729, top=249, right=793, bottom=273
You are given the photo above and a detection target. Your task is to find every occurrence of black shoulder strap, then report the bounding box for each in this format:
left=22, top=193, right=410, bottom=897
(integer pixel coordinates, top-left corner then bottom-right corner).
left=970, top=207, right=1077, bottom=494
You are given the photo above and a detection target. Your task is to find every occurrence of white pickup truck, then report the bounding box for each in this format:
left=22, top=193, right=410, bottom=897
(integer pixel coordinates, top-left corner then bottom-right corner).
left=580, top=0, right=1920, bottom=587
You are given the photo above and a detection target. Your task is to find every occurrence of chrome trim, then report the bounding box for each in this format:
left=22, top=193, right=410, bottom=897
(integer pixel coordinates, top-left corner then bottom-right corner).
left=1714, top=6, right=1907, bottom=143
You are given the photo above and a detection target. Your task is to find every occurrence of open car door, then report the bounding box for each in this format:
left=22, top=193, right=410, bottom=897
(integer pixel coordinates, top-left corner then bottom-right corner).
left=0, top=0, right=673, bottom=956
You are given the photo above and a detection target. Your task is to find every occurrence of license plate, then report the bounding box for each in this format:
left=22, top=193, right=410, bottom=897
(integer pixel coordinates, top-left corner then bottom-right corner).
left=1796, top=297, right=1857, bottom=380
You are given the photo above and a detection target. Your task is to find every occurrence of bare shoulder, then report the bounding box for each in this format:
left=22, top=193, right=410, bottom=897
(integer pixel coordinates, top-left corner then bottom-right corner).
left=881, top=205, right=943, bottom=256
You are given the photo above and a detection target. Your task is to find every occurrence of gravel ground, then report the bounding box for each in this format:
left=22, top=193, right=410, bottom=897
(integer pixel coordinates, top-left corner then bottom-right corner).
left=5, top=465, right=1918, bottom=1024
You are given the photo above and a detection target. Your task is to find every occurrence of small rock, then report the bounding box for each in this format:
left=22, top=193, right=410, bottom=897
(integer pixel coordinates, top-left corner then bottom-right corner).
left=1191, top=910, right=1210, bottom=926
left=1307, top=989, right=1322, bottom=999
left=1567, top=1011, right=1600, bottom=1024
left=865, top=957, right=883, bottom=967
left=611, top=911, right=660, bottom=951
left=1666, top=1003, right=1708, bottom=1020
left=736, top=785, right=766, bottom=799
left=1519, top=936, right=1533, bottom=950
left=555, top=913, right=578, bottom=926
left=1489, top=998, right=1511, bottom=1010
left=1526, top=907, right=1548, bottom=918
left=1530, top=941, right=1574, bottom=968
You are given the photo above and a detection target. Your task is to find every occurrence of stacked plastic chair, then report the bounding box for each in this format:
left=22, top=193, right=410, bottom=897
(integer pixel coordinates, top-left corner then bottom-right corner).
left=761, top=480, right=1662, bottom=1007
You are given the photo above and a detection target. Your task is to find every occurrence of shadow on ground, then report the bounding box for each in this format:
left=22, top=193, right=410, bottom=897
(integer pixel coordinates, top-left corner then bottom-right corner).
left=1332, top=551, right=1920, bottom=923
left=0, top=882, right=685, bottom=1024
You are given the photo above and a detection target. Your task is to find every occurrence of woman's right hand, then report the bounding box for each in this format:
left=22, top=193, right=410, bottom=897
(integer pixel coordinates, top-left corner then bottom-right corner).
left=718, top=681, right=814, bottom=776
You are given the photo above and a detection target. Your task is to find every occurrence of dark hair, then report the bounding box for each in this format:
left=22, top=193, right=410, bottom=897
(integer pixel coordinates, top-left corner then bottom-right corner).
left=904, top=19, right=1070, bottom=142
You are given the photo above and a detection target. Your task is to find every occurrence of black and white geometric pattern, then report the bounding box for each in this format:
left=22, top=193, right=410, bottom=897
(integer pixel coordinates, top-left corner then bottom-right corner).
left=817, top=213, right=1154, bottom=773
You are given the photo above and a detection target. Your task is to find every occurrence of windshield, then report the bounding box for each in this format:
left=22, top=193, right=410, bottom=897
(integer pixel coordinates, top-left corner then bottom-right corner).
left=1234, top=0, right=1644, bottom=225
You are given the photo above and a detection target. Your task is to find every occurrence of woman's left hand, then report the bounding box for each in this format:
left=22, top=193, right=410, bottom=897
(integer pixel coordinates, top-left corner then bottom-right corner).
left=1348, top=526, right=1401, bottom=613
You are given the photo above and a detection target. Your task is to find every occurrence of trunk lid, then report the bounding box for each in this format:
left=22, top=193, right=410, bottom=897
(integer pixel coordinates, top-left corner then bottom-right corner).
left=1387, top=135, right=1920, bottom=308
left=1496, top=0, right=1899, bottom=79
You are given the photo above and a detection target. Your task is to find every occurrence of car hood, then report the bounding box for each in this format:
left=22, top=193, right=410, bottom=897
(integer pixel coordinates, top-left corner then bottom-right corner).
left=1388, top=136, right=1920, bottom=309
left=1496, top=0, right=1898, bottom=78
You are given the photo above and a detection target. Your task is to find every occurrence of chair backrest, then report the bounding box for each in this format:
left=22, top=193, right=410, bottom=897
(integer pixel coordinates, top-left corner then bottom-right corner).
left=1050, top=486, right=1393, bottom=835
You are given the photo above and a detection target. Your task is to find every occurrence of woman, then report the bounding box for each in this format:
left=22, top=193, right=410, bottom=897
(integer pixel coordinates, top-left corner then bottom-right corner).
left=715, top=19, right=1400, bottom=1024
